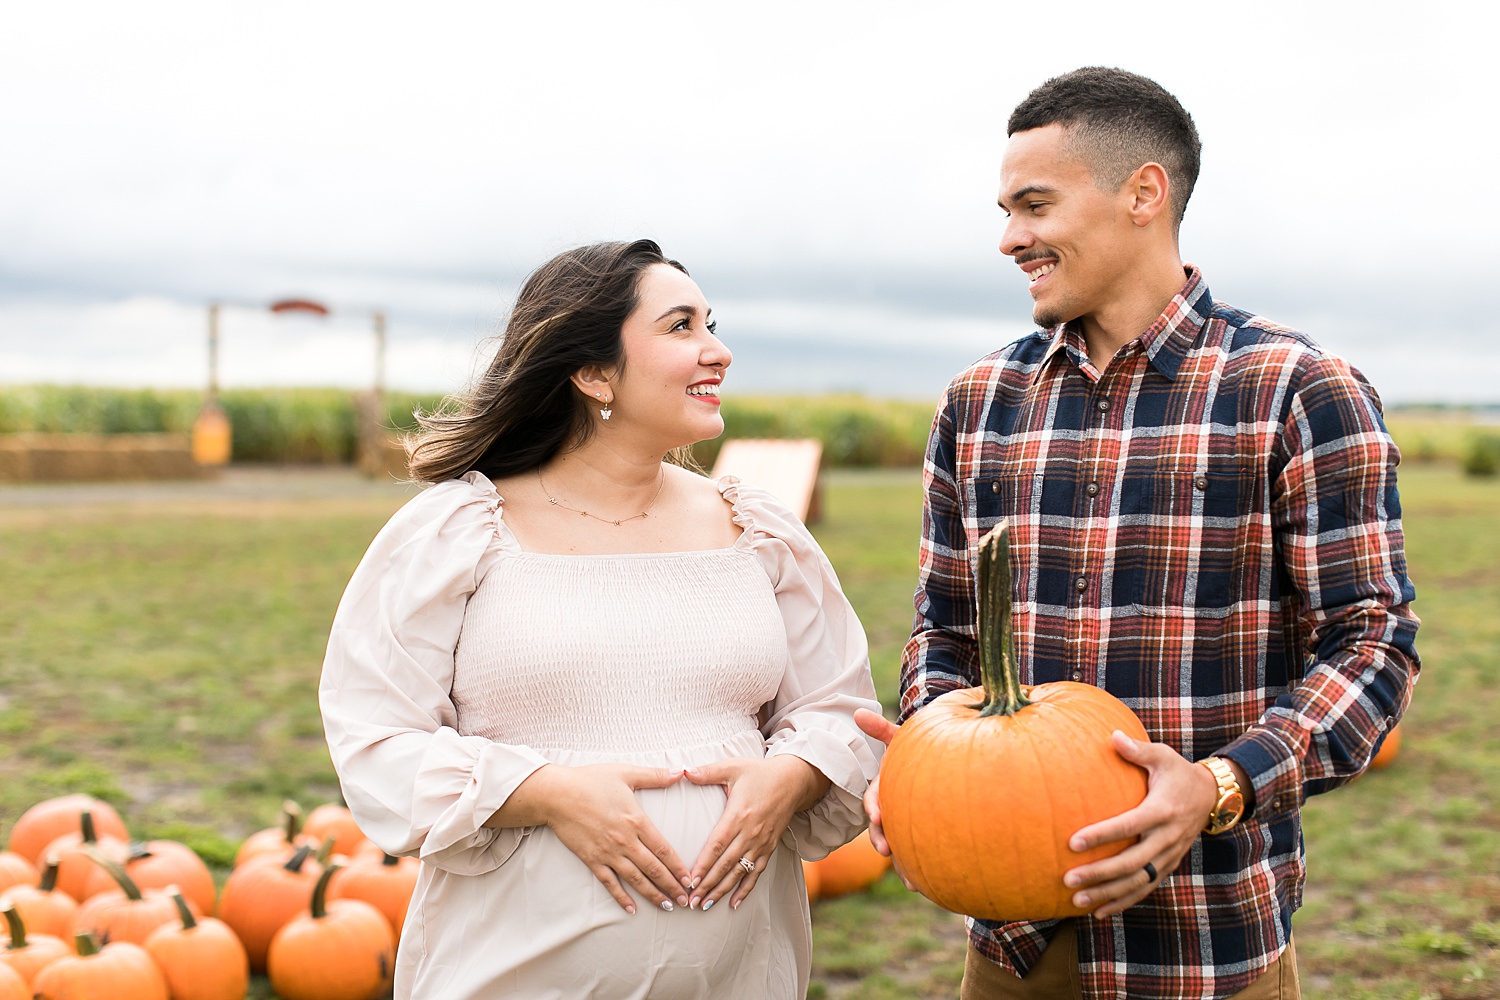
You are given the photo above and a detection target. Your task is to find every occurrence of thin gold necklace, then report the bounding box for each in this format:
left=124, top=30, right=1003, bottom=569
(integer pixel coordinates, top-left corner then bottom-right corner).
left=538, top=467, right=666, bottom=527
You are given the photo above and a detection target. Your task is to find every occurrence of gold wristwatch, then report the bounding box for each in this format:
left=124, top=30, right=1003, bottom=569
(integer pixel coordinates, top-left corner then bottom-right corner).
left=1199, top=756, right=1245, bottom=835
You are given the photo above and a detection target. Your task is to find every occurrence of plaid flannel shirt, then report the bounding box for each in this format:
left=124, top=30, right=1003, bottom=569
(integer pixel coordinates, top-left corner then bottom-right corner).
left=900, top=267, right=1419, bottom=1000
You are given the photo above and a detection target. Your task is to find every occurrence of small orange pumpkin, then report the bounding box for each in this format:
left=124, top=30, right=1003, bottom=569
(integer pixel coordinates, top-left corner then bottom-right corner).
left=143, top=887, right=250, bottom=1000
left=0, top=857, right=79, bottom=939
left=234, top=800, right=315, bottom=869
left=71, top=851, right=196, bottom=947
left=31, top=932, right=167, bottom=1000
left=303, top=804, right=368, bottom=859
left=7, top=796, right=129, bottom=865
left=0, top=902, right=73, bottom=987
left=0, top=961, right=26, bottom=1000
left=1370, top=724, right=1403, bottom=770
left=216, top=843, right=323, bottom=973
left=42, top=811, right=130, bottom=903
left=327, top=852, right=417, bottom=942
left=0, top=853, right=34, bottom=898
left=268, top=864, right=394, bottom=1000
left=81, top=839, right=217, bottom=914
left=879, top=522, right=1150, bottom=921
left=810, top=830, right=891, bottom=898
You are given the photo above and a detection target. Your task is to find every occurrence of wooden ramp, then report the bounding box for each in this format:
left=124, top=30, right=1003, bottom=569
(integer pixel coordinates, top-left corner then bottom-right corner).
left=710, top=438, right=824, bottom=524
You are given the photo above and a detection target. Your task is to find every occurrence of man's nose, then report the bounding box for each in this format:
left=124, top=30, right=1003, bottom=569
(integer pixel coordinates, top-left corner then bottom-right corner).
left=1000, top=216, right=1031, bottom=258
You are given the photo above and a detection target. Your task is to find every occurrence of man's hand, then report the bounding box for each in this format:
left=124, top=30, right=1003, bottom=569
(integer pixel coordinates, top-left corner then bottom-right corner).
left=1062, top=731, right=1220, bottom=918
left=853, top=708, right=898, bottom=855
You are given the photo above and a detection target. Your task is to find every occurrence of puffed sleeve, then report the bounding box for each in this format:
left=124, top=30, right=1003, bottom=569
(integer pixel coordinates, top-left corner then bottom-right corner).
left=721, top=479, right=886, bottom=860
left=320, top=471, right=550, bottom=875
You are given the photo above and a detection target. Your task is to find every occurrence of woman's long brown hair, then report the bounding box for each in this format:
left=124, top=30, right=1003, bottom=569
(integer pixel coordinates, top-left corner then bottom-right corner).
left=405, top=239, right=687, bottom=484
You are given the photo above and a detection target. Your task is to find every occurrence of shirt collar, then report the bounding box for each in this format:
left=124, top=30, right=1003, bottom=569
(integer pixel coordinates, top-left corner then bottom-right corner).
left=1037, top=265, right=1212, bottom=382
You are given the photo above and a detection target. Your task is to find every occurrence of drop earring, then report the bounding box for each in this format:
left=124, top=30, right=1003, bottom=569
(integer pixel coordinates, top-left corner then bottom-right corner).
left=598, top=395, right=613, bottom=421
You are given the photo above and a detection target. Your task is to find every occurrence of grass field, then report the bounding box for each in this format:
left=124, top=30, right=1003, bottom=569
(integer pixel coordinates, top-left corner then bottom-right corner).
left=1, top=457, right=1496, bottom=998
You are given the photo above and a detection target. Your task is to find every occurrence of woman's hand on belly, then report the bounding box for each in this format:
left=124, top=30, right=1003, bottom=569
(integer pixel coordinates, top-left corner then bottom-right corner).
left=493, top=763, right=694, bottom=914
left=684, top=755, right=831, bottom=912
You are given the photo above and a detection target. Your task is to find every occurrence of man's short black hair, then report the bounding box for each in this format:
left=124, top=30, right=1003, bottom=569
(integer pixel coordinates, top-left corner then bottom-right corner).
left=1008, top=67, right=1201, bottom=228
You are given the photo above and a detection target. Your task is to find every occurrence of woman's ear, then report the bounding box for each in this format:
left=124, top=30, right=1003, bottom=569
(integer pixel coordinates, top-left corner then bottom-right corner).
left=570, top=366, right=613, bottom=403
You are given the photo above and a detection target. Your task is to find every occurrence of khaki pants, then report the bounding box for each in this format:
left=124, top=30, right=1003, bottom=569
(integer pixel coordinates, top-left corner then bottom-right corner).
left=960, top=921, right=1301, bottom=999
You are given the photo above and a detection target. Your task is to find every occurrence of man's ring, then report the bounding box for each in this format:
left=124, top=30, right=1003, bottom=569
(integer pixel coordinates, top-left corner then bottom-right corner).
left=738, top=857, right=756, bottom=875
left=1143, top=862, right=1158, bottom=882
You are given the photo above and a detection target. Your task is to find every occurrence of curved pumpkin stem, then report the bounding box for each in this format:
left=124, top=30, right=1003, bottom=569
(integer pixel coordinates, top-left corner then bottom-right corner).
left=975, top=521, right=1030, bottom=717
left=74, top=931, right=101, bottom=957
left=310, top=863, right=344, bottom=921
left=85, top=847, right=144, bottom=900
left=1, top=903, right=27, bottom=949
left=284, top=844, right=315, bottom=874
left=166, top=886, right=198, bottom=930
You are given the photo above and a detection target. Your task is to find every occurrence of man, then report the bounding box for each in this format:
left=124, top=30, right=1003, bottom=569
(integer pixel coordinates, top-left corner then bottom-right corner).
left=857, top=67, right=1419, bottom=999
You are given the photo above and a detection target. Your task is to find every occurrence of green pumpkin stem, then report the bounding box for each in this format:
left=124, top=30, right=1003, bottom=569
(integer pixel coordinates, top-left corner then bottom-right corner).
left=975, top=521, right=1031, bottom=717
left=314, top=835, right=337, bottom=865
left=39, top=855, right=61, bottom=893
left=79, top=809, right=98, bottom=845
left=310, top=863, right=343, bottom=921
left=167, top=887, right=198, bottom=930
left=281, top=800, right=303, bottom=845
left=283, top=843, right=314, bottom=873
left=85, top=847, right=143, bottom=900
left=2, top=903, right=27, bottom=949
left=381, top=853, right=401, bottom=867
left=74, top=931, right=101, bottom=957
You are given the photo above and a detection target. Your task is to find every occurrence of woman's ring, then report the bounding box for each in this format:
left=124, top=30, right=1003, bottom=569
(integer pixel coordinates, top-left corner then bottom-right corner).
left=1143, top=862, right=1158, bottom=882
left=738, top=857, right=756, bottom=874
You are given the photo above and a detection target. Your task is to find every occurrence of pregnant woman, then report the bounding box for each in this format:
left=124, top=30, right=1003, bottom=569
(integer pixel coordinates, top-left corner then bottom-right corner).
left=319, top=239, right=884, bottom=999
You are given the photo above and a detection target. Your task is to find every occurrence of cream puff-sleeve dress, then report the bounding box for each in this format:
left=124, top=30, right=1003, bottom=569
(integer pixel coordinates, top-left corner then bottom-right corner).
left=319, top=471, right=885, bottom=999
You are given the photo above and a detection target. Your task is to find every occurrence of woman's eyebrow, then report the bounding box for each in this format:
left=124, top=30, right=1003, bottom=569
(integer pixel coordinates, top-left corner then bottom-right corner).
left=654, top=304, right=712, bottom=322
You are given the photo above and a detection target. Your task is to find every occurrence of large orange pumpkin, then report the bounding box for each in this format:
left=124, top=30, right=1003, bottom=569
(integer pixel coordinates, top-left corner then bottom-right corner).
left=879, top=522, right=1150, bottom=921
left=810, top=830, right=891, bottom=898
left=7, top=796, right=129, bottom=865
left=216, top=843, right=323, bottom=973
left=31, top=933, right=167, bottom=1000
left=268, top=864, right=394, bottom=1000
left=144, top=888, right=250, bottom=1000
left=0, top=858, right=78, bottom=939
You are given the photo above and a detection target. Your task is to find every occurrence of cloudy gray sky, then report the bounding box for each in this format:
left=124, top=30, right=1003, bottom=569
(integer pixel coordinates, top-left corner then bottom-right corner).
left=2, top=0, right=1496, bottom=404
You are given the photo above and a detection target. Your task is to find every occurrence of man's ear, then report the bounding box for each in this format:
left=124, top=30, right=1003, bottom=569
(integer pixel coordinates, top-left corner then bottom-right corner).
left=570, top=366, right=613, bottom=403
left=1125, top=162, right=1173, bottom=229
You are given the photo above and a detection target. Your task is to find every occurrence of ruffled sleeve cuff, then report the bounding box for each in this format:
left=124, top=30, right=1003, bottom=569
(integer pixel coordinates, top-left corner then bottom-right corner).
left=720, top=477, right=886, bottom=861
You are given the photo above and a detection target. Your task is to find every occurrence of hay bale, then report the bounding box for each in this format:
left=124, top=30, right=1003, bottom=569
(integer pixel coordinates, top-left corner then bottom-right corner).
left=0, top=433, right=210, bottom=483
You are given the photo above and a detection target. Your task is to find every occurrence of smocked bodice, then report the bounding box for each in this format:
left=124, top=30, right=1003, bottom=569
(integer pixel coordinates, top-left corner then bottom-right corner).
left=451, top=548, right=789, bottom=757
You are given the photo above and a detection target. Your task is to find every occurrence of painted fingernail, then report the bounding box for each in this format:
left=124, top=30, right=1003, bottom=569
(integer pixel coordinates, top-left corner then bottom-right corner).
left=1074, top=894, right=1089, bottom=908
left=625, top=905, right=636, bottom=915
left=660, top=900, right=674, bottom=912
left=690, top=896, right=701, bottom=909
left=731, top=899, right=741, bottom=910
left=677, top=895, right=689, bottom=907
left=701, top=899, right=714, bottom=912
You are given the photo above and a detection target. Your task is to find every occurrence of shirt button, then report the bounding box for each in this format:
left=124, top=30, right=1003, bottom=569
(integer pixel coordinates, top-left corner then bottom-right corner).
left=1074, top=576, right=1088, bottom=592
left=1085, top=482, right=1100, bottom=497
left=1096, top=399, right=1111, bottom=413
left=991, top=481, right=1000, bottom=494
left=1070, top=670, right=1083, bottom=682
left=1193, top=475, right=1209, bottom=491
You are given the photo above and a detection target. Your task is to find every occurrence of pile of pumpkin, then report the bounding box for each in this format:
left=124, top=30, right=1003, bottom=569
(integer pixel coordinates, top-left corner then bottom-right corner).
left=0, top=795, right=415, bottom=1000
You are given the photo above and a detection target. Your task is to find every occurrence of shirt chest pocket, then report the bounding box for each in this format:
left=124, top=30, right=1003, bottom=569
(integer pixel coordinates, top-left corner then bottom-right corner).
left=1128, top=457, right=1257, bottom=616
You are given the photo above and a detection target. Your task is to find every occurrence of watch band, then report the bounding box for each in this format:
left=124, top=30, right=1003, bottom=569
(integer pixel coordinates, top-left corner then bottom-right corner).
left=1199, top=756, right=1246, bottom=835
